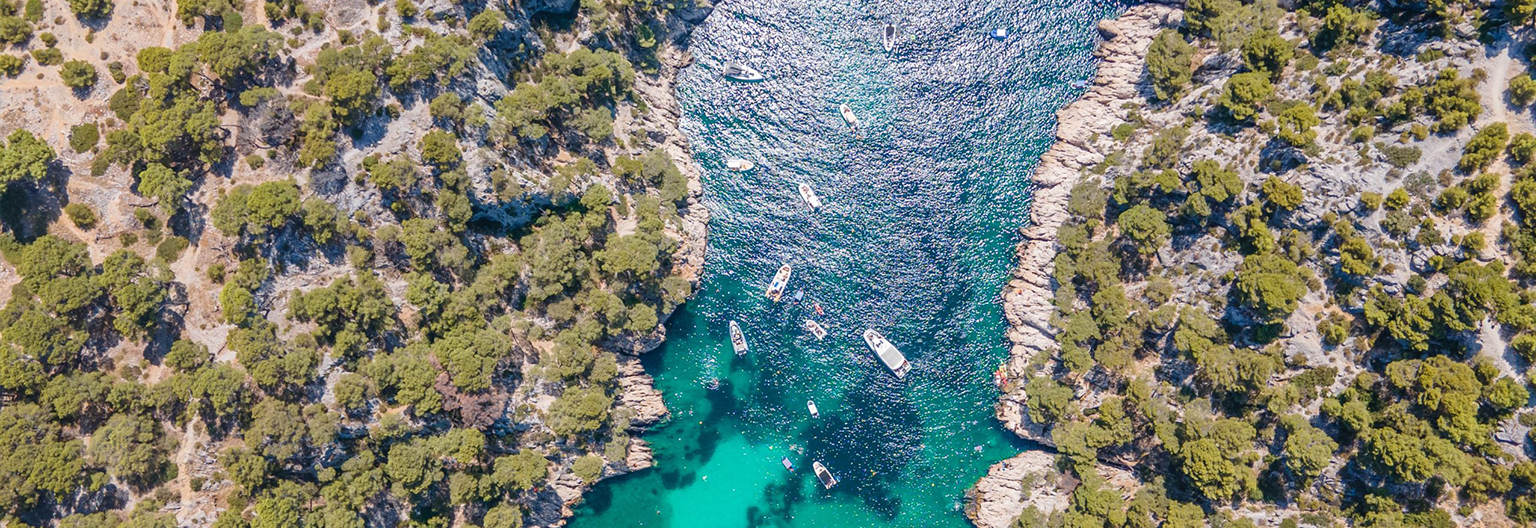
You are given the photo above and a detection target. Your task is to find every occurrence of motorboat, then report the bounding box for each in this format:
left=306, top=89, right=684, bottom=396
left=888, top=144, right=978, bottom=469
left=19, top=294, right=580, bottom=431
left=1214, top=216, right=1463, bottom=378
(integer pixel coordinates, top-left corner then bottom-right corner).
left=990, top=28, right=1008, bottom=40
left=782, top=457, right=796, bottom=471
left=862, top=329, right=911, bottom=378
left=727, top=158, right=755, bottom=172
left=798, top=183, right=823, bottom=209
left=766, top=264, right=792, bottom=302
left=723, top=61, right=766, bottom=82
left=838, top=104, right=860, bottom=130
left=882, top=23, right=897, bottom=52
left=812, top=461, right=838, bottom=489
left=804, top=320, right=828, bottom=340
left=807, top=399, right=820, bottom=418
left=730, top=320, right=748, bottom=356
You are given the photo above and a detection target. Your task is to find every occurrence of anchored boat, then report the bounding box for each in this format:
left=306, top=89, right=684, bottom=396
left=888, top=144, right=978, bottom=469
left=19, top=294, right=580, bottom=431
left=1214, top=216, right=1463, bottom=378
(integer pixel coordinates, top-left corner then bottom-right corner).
left=812, top=461, right=838, bottom=489
left=726, top=158, right=755, bottom=172
left=862, top=329, right=911, bottom=378
left=804, top=319, right=828, bottom=340
left=838, top=103, right=860, bottom=130
left=882, top=23, right=897, bottom=52
left=807, top=399, right=820, bottom=418
left=782, top=457, right=796, bottom=471
left=723, top=61, right=766, bottom=82
left=730, top=320, right=748, bottom=356
left=766, top=264, right=792, bottom=302
left=798, top=183, right=823, bottom=209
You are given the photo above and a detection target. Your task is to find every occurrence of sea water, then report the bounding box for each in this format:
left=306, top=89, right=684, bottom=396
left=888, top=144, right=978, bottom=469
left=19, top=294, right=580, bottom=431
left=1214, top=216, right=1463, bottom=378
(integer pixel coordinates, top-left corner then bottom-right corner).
left=569, top=0, right=1117, bottom=525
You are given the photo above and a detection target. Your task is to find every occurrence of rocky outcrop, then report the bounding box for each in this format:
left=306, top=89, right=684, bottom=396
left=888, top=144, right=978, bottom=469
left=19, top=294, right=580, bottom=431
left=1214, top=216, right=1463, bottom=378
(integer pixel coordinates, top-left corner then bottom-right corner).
left=995, top=4, right=1182, bottom=443
left=967, top=451, right=1139, bottom=528
left=615, top=355, right=669, bottom=430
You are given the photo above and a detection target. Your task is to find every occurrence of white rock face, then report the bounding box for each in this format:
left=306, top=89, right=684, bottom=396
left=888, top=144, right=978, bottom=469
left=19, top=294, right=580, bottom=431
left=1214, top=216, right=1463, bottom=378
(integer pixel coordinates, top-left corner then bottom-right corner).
left=996, top=4, right=1183, bottom=442
left=967, top=451, right=1139, bottom=528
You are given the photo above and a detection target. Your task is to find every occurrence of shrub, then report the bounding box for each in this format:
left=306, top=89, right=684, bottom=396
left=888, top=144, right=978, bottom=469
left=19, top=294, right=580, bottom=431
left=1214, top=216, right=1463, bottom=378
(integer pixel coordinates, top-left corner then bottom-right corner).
left=156, top=236, right=190, bottom=262
left=68, top=123, right=99, bottom=153
left=1379, top=143, right=1421, bottom=168
left=1241, top=29, right=1293, bottom=81
left=68, top=0, right=113, bottom=18
left=1512, top=74, right=1536, bottom=106
left=1511, top=132, right=1536, bottom=164
left=1220, top=72, right=1273, bottom=122
left=572, top=454, right=604, bottom=483
left=1360, top=192, right=1383, bottom=211
left=1458, top=123, right=1508, bottom=172
left=1147, top=29, right=1195, bottom=100
left=1276, top=102, right=1320, bottom=147
left=64, top=203, right=97, bottom=228
left=59, top=60, right=96, bottom=89
left=0, top=16, right=32, bottom=45
left=32, top=47, right=62, bottom=66
left=0, top=53, right=22, bottom=76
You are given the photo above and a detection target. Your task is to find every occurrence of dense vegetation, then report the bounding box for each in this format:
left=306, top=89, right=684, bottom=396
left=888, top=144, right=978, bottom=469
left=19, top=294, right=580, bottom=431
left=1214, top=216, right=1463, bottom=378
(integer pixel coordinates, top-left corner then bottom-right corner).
left=1011, top=0, right=1536, bottom=527
left=0, top=0, right=703, bottom=526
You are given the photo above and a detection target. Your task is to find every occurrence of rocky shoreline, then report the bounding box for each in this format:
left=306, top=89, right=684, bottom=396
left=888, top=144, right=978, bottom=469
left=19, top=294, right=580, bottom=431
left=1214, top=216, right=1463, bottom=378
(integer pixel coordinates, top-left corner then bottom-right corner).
left=969, top=5, right=1181, bottom=527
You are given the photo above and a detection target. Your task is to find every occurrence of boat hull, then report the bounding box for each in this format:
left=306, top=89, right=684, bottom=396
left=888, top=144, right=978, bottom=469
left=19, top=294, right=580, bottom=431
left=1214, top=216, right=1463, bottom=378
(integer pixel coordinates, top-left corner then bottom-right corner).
left=766, top=264, right=792, bottom=302
left=862, top=329, right=911, bottom=378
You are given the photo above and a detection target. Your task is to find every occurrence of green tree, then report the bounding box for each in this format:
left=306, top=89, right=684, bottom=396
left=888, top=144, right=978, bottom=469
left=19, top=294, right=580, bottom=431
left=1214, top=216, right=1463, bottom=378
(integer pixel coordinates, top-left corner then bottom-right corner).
left=385, top=437, right=444, bottom=497
left=1240, top=29, right=1293, bottom=81
left=1260, top=177, right=1303, bottom=210
left=572, top=454, right=604, bottom=482
left=1218, top=72, right=1272, bottom=122
left=1234, top=253, right=1307, bottom=323
left=1275, top=102, right=1319, bottom=147
left=548, top=386, right=612, bottom=438
left=1512, top=74, right=1536, bottom=106
left=1117, top=204, right=1169, bottom=255
left=419, top=129, right=461, bottom=170
left=0, top=129, right=55, bottom=189
left=1180, top=438, right=1247, bottom=501
left=1280, top=416, right=1337, bottom=481
left=88, top=413, right=171, bottom=486
left=492, top=450, right=548, bottom=492
left=135, top=163, right=193, bottom=214
left=468, top=9, right=505, bottom=40
left=1459, top=122, right=1509, bottom=172
left=1146, top=29, right=1194, bottom=100
left=212, top=180, right=302, bottom=238
left=60, top=60, right=97, bottom=89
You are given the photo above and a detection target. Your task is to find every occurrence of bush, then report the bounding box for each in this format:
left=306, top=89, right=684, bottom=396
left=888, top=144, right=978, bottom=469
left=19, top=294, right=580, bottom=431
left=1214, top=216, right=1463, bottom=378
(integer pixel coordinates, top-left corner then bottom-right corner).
left=1241, top=29, right=1293, bottom=81
left=1459, top=123, right=1508, bottom=172
left=1147, top=29, right=1195, bottom=100
left=156, top=236, right=190, bottom=262
left=572, top=454, right=604, bottom=483
left=0, top=17, right=33, bottom=45
left=1512, top=74, right=1536, bottom=106
left=0, top=53, right=23, bottom=76
left=1379, top=143, right=1421, bottom=168
left=68, top=0, right=112, bottom=18
left=69, top=123, right=98, bottom=153
left=1511, top=133, right=1536, bottom=164
left=59, top=60, right=96, bottom=89
left=31, top=47, right=61, bottom=66
left=64, top=203, right=97, bottom=228
left=1220, top=72, right=1273, bottom=122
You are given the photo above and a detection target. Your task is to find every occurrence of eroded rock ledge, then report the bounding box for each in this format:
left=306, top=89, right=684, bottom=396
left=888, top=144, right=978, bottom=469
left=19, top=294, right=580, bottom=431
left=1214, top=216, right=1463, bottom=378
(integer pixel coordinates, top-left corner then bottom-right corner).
left=973, top=6, right=1180, bottom=527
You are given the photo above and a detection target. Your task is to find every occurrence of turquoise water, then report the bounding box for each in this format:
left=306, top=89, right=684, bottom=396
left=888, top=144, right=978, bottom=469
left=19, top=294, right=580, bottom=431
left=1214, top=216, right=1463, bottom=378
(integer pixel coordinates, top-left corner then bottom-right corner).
left=571, top=0, right=1116, bottom=526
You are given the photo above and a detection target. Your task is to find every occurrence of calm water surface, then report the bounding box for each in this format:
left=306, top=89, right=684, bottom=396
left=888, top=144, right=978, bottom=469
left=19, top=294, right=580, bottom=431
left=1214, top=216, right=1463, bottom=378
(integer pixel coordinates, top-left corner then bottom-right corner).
left=570, top=0, right=1118, bottom=525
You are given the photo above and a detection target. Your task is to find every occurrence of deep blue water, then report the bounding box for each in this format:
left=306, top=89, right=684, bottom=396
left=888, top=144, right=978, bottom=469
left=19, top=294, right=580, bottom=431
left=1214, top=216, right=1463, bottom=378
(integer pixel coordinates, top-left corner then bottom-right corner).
left=570, top=0, right=1118, bottom=525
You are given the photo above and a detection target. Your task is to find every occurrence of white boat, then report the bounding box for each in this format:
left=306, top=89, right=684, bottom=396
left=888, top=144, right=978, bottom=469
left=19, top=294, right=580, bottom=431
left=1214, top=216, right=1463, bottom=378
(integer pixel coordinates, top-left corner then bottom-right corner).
left=812, top=461, right=838, bottom=489
left=862, top=329, right=911, bottom=378
left=766, top=264, right=792, bottom=302
left=730, top=320, right=748, bottom=356
left=782, top=457, right=795, bottom=471
left=723, top=61, right=766, bottom=82
left=807, top=399, right=820, bottom=418
left=838, top=104, right=860, bottom=130
left=804, top=320, right=828, bottom=340
left=798, top=183, right=823, bottom=209
left=990, top=28, right=1008, bottom=40
left=726, top=158, right=755, bottom=172
left=882, top=23, right=897, bottom=52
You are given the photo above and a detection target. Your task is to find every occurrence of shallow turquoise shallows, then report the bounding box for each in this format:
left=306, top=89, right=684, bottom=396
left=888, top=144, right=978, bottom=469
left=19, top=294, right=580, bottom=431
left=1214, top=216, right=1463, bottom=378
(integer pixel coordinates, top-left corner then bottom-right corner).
left=570, top=0, right=1117, bottom=526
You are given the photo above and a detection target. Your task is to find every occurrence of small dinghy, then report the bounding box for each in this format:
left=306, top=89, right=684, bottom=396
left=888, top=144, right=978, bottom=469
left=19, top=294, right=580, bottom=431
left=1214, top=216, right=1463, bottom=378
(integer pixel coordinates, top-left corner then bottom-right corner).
left=838, top=104, right=860, bottom=130
left=798, top=183, right=823, bottom=209
left=723, top=61, right=766, bottom=82
left=812, top=461, right=838, bottom=489
left=782, top=457, right=796, bottom=471
left=766, top=264, right=793, bottom=302
left=804, top=320, right=828, bottom=340
left=990, top=28, right=1008, bottom=40
left=882, top=23, right=897, bottom=52
left=807, top=399, right=820, bottom=418
left=814, top=302, right=825, bottom=316
left=726, top=158, right=755, bottom=172
left=730, top=320, right=748, bottom=356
